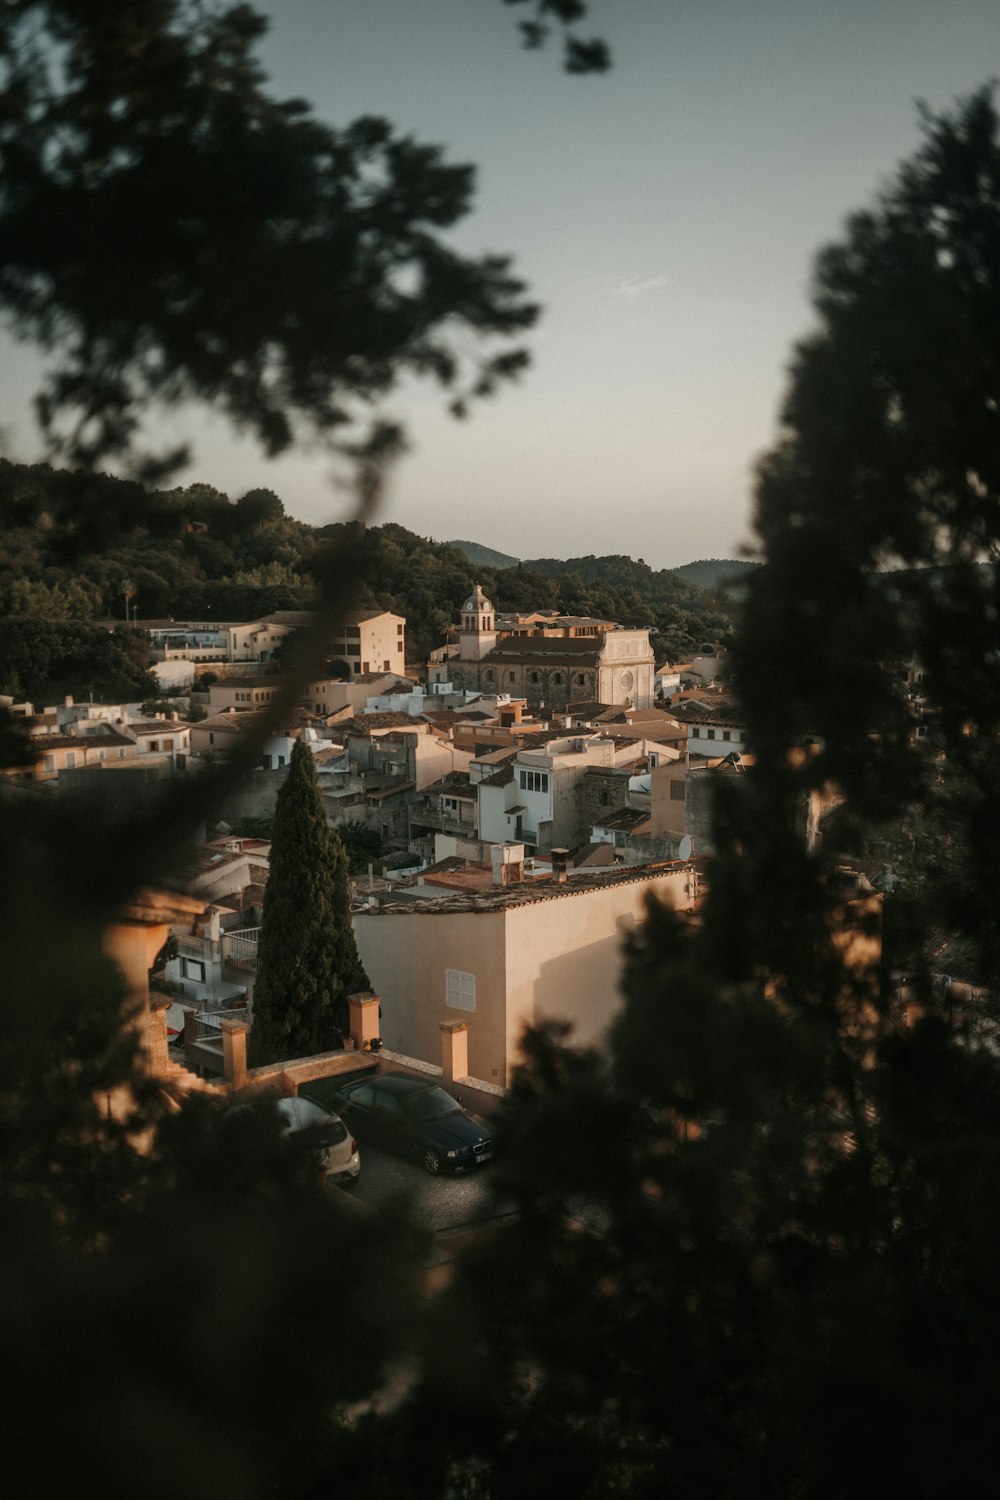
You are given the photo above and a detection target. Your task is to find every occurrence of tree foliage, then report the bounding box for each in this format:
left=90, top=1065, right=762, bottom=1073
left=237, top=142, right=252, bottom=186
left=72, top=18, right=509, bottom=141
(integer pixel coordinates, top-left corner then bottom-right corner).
left=390, top=88, right=1000, bottom=1499
left=249, top=739, right=370, bottom=1066
left=0, top=1, right=539, bottom=479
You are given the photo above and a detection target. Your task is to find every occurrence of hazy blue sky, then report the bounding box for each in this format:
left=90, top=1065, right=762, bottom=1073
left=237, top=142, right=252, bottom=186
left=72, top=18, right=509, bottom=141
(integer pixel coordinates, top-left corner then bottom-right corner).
left=4, top=1, right=1000, bottom=566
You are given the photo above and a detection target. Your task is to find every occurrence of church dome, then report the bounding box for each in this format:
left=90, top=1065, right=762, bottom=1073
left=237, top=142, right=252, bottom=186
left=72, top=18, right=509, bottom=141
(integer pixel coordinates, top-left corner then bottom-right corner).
left=462, top=583, right=493, bottom=613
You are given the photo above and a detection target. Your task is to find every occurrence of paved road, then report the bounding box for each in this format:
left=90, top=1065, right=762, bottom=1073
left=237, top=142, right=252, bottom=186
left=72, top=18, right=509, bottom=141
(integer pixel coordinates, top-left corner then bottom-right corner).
left=345, top=1137, right=511, bottom=1233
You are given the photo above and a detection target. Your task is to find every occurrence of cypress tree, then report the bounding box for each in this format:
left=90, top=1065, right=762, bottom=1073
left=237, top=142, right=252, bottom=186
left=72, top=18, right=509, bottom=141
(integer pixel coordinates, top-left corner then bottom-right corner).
left=249, top=738, right=370, bottom=1066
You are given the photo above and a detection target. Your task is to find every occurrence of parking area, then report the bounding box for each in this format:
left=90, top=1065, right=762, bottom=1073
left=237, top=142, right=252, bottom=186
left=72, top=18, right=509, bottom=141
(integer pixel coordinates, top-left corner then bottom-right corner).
left=347, top=1136, right=510, bottom=1234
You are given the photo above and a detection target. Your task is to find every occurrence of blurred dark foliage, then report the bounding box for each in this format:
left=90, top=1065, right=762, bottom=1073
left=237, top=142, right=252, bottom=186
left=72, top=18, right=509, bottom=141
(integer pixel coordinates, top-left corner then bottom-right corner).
left=0, top=1, right=538, bottom=479
left=501, top=0, right=611, bottom=73
left=0, top=6, right=597, bottom=1495
left=379, top=89, right=1000, bottom=1500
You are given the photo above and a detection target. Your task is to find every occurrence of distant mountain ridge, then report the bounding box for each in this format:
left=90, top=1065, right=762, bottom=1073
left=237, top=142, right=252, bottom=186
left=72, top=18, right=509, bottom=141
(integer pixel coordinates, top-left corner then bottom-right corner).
left=446, top=539, right=520, bottom=570
left=447, top=540, right=755, bottom=597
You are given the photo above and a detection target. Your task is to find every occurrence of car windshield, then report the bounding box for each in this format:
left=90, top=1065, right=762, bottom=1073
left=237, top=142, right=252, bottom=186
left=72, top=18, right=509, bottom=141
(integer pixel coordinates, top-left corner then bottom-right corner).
left=402, top=1088, right=461, bottom=1123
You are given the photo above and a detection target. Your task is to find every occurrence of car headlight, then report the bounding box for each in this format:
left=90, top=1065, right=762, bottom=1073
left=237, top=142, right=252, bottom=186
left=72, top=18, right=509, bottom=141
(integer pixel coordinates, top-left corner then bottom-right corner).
left=446, top=1148, right=458, bottom=1158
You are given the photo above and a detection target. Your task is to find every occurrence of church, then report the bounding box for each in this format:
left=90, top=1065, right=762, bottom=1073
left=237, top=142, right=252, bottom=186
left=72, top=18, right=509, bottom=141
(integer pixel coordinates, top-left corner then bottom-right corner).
left=433, top=584, right=656, bottom=711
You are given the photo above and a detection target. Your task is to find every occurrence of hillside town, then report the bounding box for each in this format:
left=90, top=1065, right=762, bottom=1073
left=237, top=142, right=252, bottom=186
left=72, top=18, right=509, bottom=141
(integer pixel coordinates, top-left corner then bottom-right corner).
left=0, top=590, right=735, bottom=1089
left=6, top=7, right=1000, bottom=1495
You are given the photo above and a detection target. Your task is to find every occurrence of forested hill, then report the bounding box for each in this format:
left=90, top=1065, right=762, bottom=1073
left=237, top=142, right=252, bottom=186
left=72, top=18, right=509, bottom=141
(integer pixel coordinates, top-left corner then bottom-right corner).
left=0, top=461, right=737, bottom=699
left=672, top=558, right=759, bottom=596
left=319, top=527, right=738, bottom=662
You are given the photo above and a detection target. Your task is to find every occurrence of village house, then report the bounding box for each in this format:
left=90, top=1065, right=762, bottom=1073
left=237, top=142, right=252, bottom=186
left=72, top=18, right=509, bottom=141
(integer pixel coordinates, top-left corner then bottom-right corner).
left=354, top=853, right=702, bottom=1087
left=476, top=734, right=652, bottom=853
left=328, top=607, right=406, bottom=679
left=666, top=697, right=748, bottom=758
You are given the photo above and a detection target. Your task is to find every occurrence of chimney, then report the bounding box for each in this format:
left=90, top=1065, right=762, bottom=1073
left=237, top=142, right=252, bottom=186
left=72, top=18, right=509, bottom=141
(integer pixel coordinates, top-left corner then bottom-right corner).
left=551, top=847, right=570, bottom=883
left=490, top=841, right=525, bottom=887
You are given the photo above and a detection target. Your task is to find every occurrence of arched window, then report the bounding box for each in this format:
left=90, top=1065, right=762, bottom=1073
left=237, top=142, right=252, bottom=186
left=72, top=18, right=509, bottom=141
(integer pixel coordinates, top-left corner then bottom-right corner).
left=528, top=671, right=540, bottom=684
left=575, top=673, right=586, bottom=686
left=552, top=673, right=563, bottom=685
left=507, top=671, right=516, bottom=683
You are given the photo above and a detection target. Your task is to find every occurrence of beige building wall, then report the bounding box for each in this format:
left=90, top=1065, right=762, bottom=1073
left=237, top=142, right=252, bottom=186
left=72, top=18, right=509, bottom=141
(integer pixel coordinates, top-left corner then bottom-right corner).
left=650, top=761, right=688, bottom=839
left=355, top=908, right=509, bottom=1085
left=354, top=864, right=698, bottom=1087
left=502, top=867, right=694, bottom=1070
left=330, top=613, right=406, bottom=677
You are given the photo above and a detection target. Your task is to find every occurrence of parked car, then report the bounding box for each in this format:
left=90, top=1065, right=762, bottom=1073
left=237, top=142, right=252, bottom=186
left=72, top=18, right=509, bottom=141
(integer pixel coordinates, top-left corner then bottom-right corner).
left=275, top=1096, right=361, bottom=1186
left=334, top=1072, right=496, bottom=1175
left=229, top=1095, right=361, bottom=1187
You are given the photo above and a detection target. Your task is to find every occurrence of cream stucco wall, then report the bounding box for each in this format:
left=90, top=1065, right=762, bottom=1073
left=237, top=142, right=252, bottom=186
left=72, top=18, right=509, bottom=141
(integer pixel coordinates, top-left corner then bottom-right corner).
left=354, top=864, right=698, bottom=1087
left=355, top=908, right=509, bottom=1084
left=502, top=867, right=694, bottom=1071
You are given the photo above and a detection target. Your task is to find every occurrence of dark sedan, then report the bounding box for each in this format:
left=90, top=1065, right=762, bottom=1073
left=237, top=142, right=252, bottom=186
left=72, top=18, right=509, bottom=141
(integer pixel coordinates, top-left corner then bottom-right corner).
left=334, top=1072, right=496, bottom=1175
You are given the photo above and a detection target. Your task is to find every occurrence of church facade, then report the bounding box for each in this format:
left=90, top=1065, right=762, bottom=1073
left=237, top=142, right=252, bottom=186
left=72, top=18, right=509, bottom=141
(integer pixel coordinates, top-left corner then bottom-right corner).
left=436, top=585, right=656, bottom=711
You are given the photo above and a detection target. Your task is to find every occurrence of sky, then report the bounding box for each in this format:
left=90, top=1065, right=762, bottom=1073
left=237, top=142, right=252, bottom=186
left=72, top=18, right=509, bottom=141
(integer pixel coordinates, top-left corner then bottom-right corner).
left=4, top=0, right=1000, bottom=568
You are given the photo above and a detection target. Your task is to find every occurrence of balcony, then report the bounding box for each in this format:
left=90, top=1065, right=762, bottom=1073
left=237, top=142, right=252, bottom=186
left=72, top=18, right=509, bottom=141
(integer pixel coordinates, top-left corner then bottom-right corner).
left=408, top=802, right=478, bottom=838
left=222, top=927, right=260, bottom=972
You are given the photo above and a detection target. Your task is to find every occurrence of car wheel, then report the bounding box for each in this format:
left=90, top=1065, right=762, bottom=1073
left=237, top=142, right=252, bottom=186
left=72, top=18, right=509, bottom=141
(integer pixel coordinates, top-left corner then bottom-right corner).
left=422, top=1148, right=443, bottom=1176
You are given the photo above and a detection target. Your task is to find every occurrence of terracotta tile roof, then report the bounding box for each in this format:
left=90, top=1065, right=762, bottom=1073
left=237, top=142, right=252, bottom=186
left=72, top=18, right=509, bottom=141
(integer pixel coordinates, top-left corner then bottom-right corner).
left=421, top=772, right=475, bottom=798
left=473, top=746, right=519, bottom=766
left=127, top=719, right=191, bottom=733
left=339, top=713, right=420, bottom=733
left=594, top=806, right=652, bottom=833
left=361, top=857, right=704, bottom=915
left=365, top=778, right=415, bottom=801
left=487, top=636, right=605, bottom=663
left=480, top=764, right=515, bottom=789
left=35, top=731, right=133, bottom=750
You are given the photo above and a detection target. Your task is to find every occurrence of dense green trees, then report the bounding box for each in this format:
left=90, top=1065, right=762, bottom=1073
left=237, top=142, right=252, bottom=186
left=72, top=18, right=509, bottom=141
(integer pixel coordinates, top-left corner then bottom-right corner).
left=249, top=740, right=370, bottom=1066
left=0, top=618, right=157, bottom=702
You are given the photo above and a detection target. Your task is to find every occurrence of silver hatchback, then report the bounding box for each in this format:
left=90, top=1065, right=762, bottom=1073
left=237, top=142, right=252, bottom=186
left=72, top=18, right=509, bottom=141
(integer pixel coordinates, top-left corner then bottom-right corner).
left=275, top=1095, right=361, bottom=1187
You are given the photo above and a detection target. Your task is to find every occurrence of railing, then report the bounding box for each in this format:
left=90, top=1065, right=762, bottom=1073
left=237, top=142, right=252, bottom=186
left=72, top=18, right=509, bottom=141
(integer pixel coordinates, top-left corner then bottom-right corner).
left=222, top=927, right=260, bottom=972
left=408, top=804, right=478, bottom=837
left=189, top=1005, right=249, bottom=1049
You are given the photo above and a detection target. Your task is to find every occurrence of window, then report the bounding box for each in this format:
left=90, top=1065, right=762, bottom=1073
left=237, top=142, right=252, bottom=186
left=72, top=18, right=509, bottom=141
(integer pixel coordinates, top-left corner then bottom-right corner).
left=397, top=623, right=403, bottom=634
left=552, top=673, right=563, bottom=685
left=670, top=781, right=686, bottom=801
left=98, top=750, right=106, bottom=763
left=181, top=958, right=205, bottom=981
left=507, top=671, right=516, bottom=683
left=118, top=748, right=126, bottom=759
left=518, top=769, right=549, bottom=793
left=599, top=790, right=610, bottom=806
left=43, top=754, right=55, bottom=772
left=149, top=741, right=159, bottom=752
left=706, top=728, right=716, bottom=740
left=528, top=671, right=539, bottom=684
left=383, top=659, right=390, bottom=671
left=575, top=673, right=586, bottom=686
left=64, top=751, right=76, bottom=769
left=722, top=731, right=731, bottom=742
left=446, top=969, right=477, bottom=1012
